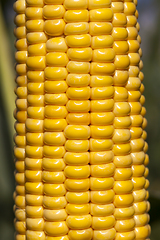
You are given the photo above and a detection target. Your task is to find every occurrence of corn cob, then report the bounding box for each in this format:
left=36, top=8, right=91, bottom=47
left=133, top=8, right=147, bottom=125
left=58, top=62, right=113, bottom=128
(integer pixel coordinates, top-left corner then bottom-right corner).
left=63, top=1, right=91, bottom=239
left=14, top=1, right=27, bottom=239
left=124, top=1, right=150, bottom=239
left=13, top=0, right=150, bottom=239
left=89, top=1, right=115, bottom=240
left=24, top=0, right=46, bottom=239
left=111, top=1, right=136, bottom=239
left=43, top=1, right=68, bottom=238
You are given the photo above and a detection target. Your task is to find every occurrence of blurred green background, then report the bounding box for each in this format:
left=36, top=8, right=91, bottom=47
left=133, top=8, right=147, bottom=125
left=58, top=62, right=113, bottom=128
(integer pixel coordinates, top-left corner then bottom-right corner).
left=0, top=0, right=160, bottom=239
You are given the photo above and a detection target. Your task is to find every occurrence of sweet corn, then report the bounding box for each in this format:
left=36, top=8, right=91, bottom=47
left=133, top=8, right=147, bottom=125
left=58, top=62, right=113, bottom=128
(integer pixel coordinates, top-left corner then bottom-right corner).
left=14, top=0, right=150, bottom=239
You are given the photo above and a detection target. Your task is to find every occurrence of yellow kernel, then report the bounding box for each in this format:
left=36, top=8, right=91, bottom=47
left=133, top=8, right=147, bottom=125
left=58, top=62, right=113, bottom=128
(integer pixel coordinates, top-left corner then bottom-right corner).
left=134, top=213, right=149, bottom=227
left=67, top=48, right=92, bottom=62
left=90, top=151, right=114, bottom=165
left=90, top=62, right=115, bottom=75
left=15, top=39, right=27, bottom=51
left=45, top=93, right=68, bottom=105
left=42, top=171, right=65, bottom=183
left=65, top=22, right=89, bottom=35
left=65, top=179, right=89, bottom=191
left=28, top=43, right=46, bottom=56
left=26, top=231, right=45, bottom=240
left=28, top=95, right=44, bottom=106
left=113, top=102, right=131, bottom=116
left=44, top=221, right=68, bottom=237
left=45, top=81, right=68, bottom=93
left=44, top=183, right=66, bottom=196
left=46, top=37, right=68, bottom=52
left=66, top=204, right=89, bottom=215
left=27, top=56, right=46, bottom=70
left=92, top=49, right=115, bottom=63
left=114, top=144, right=131, bottom=158
left=92, top=216, right=115, bottom=230
left=90, top=76, right=113, bottom=87
left=28, top=82, right=44, bottom=94
left=67, top=61, right=90, bottom=74
left=113, top=41, right=129, bottom=54
left=133, top=189, right=146, bottom=203
left=88, top=0, right=111, bottom=10
left=112, top=13, right=127, bottom=26
left=114, top=194, right=134, bottom=208
left=90, top=8, right=113, bottom=22
left=14, top=26, right=26, bottom=39
left=65, top=140, right=89, bottom=152
left=27, top=106, right=44, bottom=119
left=64, top=0, right=88, bottom=9
left=44, top=132, right=66, bottom=146
left=25, top=7, right=43, bottom=19
left=64, top=10, right=89, bottom=22
left=44, top=146, right=65, bottom=158
left=90, top=203, right=114, bottom=216
left=26, top=119, right=43, bottom=132
left=44, top=20, right=65, bottom=36
left=43, top=209, right=67, bottom=221
left=46, top=52, right=69, bottom=67
left=114, top=87, right=128, bottom=101
left=93, top=228, right=116, bottom=240
left=26, top=20, right=44, bottom=32
left=113, top=129, right=131, bottom=144
left=27, top=32, right=48, bottom=44
left=43, top=196, right=67, bottom=209
left=66, top=113, right=90, bottom=125
left=127, top=27, right=138, bottom=39
left=114, top=180, right=133, bottom=194
left=27, top=71, right=44, bottom=82
left=67, top=87, right=90, bottom=100
left=115, top=231, right=135, bottom=240
left=26, top=133, right=43, bottom=146
left=68, top=229, right=92, bottom=240
left=127, top=15, right=137, bottom=27
left=113, top=70, right=129, bottom=86
left=44, top=67, right=68, bottom=80
left=89, top=22, right=113, bottom=36
left=124, top=2, right=136, bottom=15
left=91, top=35, right=113, bottom=49
left=111, top=2, right=124, bottom=13
left=65, top=166, right=90, bottom=179
left=114, top=168, right=132, bottom=181
left=114, top=206, right=134, bottom=220
left=14, top=14, right=25, bottom=27
left=90, top=177, right=114, bottom=191
left=64, top=152, right=90, bottom=166
left=90, top=125, right=114, bottom=139
left=64, top=125, right=90, bottom=139
left=65, top=34, right=91, bottom=48
left=44, top=0, right=64, bottom=4
left=135, top=225, right=150, bottom=239
left=90, top=139, right=113, bottom=151
left=114, top=55, right=130, bottom=69
left=66, top=215, right=91, bottom=229
left=26, top=0, right=44, bottom=7
left=112, top=27, right=128, bottom=40
left=91, top=190, right=114, bottom=204
left=14, top=221, right=26, bottom=234
left=91, top=112, right=114, bottom=126
left=66, top=191, right=90, bottom=204
left=13, top=1, right=25, bottom=14
left=91, top=99, right=114, bottom=112
left=43, top=5, right=65, bottom=19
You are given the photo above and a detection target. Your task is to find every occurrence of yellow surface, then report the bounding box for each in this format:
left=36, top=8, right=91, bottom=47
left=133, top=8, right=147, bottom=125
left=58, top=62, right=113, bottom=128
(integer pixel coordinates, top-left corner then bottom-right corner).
left=13, top=1, right=150, bottom=239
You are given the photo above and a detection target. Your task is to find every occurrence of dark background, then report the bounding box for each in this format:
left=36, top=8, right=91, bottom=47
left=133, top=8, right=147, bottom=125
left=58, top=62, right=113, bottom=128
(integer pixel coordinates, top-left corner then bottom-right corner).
left=0, top=0, right=160, bottom=239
